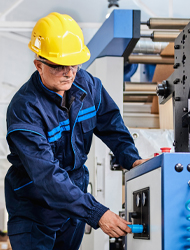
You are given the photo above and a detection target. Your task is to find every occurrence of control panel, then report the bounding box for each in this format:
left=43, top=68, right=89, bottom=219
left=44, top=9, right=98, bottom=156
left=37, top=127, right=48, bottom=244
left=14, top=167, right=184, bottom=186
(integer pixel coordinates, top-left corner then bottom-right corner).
left=125, top=153, right=190, bottom=250
left=131, top=187, right=150, bottom=239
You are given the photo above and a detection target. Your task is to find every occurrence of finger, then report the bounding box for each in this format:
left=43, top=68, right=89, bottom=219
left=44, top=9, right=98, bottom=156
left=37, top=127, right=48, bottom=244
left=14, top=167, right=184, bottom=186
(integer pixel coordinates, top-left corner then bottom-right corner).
left=124, top=220, right=132, bottom=225
left=113, top=227, right=128, bottom=237
left=117, top=216, right=131, bottom=226
left=99, top=221, right=127, bottom=237
left=113, top=217, right=129, bottom=231
left=99, top=223, right=120, bottom=238
left=109, top=231, right=121, bottom=238
left=119, top=226, right=131, bottom=234
left=118, top=220, right=132, bottom=234
left=101, top=226, right=121, bottom=238
left=118, top=216, right=131, bottom=224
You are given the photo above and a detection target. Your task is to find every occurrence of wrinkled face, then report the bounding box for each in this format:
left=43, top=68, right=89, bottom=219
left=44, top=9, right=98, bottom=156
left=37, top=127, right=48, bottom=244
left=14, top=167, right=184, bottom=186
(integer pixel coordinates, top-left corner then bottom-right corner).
left=34, top=59, right=77, bottom=96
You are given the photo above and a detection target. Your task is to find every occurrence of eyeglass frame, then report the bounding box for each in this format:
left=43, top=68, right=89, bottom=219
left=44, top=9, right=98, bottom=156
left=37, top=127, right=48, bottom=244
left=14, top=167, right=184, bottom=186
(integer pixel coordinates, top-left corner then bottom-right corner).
left=36, top=58, right=81, bottom=75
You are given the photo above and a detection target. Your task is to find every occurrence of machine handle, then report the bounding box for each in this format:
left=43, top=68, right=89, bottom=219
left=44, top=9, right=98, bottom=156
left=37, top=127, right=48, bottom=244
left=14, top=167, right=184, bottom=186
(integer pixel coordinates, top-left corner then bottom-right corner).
left=128, top=212, right=140, bottom=222
left=128, top=224, right=144, bottom=234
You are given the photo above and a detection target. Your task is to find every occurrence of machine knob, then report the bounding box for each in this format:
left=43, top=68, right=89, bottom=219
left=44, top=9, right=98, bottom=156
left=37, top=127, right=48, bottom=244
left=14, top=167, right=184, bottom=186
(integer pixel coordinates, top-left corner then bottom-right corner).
left=130, top=212, right=140, bottom=219
left=128, top=212, right=140, bottom=222
left=175, top=163, right=183, bottom=172
left=187, top=164, right=190, bottom=172
left=156, top=80, right=168, bottom=97
left=174, top=44, right=180, bottom=49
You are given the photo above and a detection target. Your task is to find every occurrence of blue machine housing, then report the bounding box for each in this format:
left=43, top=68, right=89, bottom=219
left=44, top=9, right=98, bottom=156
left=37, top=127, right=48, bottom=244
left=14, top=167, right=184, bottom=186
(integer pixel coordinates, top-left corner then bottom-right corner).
left=125, top=153, right=190, bottom=249
left=82, top=9, right=140, bottom=70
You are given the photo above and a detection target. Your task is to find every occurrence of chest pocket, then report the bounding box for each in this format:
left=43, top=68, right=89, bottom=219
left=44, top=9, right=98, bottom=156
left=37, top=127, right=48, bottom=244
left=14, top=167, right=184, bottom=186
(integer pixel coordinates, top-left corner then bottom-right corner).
left=50, top=131, right=73, bottom=168
left=81, top=115, right=97, bottom=154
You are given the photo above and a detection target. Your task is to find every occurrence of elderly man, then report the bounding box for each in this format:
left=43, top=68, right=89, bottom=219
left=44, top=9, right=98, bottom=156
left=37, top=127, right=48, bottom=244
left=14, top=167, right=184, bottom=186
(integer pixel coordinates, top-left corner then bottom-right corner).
left=5, top=12, right=147, bottom=250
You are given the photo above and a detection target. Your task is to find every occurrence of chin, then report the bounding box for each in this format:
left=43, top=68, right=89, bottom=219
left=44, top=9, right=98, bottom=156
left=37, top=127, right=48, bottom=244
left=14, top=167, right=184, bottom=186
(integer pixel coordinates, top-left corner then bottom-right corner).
left=64, top=83, right=73, bottom=91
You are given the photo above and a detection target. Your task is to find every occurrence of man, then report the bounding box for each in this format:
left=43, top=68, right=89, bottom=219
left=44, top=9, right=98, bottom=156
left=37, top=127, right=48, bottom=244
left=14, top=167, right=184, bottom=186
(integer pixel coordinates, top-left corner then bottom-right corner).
left=5, top=12, right=147, bottom=250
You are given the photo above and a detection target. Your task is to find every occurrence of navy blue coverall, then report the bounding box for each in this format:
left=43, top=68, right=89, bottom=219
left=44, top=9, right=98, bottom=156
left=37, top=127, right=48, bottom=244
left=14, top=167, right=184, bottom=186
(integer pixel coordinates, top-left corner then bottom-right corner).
left=5, top=69, right=141, bottom=250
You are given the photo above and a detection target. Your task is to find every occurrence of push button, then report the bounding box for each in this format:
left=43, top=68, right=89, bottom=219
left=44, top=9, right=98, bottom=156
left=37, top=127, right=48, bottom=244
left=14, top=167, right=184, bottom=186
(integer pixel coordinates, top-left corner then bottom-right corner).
left=175, top=163, right=183, bottom=172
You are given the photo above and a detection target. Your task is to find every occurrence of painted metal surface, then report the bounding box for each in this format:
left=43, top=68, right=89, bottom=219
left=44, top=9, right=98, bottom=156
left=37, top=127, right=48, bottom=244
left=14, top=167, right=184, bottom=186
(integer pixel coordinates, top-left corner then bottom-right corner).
left=125, top=153, right=190, bottom=249
left=157, top=22, right=190, bottom=152
left=162, top=153, right=190, bottom=249
left=82, top=9, right=140, bottom=70
left=126, top=167, right=162, bottom=250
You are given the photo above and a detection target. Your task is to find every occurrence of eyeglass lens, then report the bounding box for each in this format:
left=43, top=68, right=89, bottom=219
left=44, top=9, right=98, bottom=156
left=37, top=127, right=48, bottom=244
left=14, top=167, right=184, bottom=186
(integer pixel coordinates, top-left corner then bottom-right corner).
left=39, top=60, right=78, bottom=76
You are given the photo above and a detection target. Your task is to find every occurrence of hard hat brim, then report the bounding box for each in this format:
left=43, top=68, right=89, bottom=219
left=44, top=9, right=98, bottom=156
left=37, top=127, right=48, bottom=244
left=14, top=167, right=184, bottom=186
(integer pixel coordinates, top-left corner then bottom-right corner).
left=29, top=42, right=91, bottom=66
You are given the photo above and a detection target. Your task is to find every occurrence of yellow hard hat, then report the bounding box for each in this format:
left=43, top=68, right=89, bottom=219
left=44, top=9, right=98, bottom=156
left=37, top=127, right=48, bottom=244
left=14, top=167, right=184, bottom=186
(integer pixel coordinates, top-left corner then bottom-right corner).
left=28, top=12, right=90, bottom=65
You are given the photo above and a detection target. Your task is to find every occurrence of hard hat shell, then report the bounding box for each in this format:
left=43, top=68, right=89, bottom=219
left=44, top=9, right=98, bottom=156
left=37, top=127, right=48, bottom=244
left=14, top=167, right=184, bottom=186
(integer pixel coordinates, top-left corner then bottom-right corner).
left=28, top=12, right=90, bottom=65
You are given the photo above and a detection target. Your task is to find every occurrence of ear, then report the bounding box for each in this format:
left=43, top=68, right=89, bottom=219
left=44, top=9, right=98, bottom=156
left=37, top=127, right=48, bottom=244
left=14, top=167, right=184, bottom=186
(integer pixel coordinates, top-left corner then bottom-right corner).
left=34, top=60, right=43, bottom=74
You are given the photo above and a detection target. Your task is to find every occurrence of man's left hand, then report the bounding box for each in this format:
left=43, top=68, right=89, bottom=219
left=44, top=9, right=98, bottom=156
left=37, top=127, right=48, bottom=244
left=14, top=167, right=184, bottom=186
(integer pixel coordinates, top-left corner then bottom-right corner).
left=132, top=159, right=150, bottom=168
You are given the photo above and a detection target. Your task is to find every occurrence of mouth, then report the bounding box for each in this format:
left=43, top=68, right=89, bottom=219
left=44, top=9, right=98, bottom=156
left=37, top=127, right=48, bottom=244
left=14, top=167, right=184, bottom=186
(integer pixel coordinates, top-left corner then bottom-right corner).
left=60, top=77, right=73, bottom=83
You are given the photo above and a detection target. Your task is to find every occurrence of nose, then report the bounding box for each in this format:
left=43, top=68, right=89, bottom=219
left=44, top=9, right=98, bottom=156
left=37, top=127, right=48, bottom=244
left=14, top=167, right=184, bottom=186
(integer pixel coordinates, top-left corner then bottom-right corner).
left=64, top=67, right=74, bottom=77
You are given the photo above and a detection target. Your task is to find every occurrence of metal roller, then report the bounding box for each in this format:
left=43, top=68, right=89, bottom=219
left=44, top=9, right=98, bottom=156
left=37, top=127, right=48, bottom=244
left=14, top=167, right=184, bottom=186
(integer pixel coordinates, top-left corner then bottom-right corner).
left=142, top=18, right=190, bottom=30
left=128, top=55, right=174, bottom=64
left=133, top=40, right=168, bottom=54
left=141, top=31, right=180, bottom=42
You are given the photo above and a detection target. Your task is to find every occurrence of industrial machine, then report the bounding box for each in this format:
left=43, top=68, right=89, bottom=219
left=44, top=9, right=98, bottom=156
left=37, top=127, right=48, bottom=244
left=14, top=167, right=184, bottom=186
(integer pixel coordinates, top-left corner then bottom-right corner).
left=80, top=5, right=190, bottom=249
left=125, top=21, right=190, bottom=250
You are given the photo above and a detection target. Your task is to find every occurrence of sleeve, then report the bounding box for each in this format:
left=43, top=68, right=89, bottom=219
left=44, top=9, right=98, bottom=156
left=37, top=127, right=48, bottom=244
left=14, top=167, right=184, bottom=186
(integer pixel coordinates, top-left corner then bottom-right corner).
left=94, top=82, right=141, bottom=170
left=7, top=131, right=109, bottom=229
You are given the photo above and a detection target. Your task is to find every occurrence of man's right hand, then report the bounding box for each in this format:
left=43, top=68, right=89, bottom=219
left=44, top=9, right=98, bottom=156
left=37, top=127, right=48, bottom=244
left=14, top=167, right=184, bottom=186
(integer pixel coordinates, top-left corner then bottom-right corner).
left=98, top=210, right=132, bottom=238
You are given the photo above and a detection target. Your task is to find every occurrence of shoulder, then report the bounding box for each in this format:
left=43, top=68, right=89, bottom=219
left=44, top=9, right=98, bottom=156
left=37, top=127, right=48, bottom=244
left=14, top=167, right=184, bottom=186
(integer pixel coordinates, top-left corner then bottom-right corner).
left=9, top=71, right=39, bottom=108
left=7, top=72, right=42, bottom=130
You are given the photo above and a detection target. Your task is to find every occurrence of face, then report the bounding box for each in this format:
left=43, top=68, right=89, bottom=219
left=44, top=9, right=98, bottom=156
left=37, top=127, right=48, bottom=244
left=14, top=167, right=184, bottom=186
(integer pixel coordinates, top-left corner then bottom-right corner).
left=34, top=59, right=77, bottom=96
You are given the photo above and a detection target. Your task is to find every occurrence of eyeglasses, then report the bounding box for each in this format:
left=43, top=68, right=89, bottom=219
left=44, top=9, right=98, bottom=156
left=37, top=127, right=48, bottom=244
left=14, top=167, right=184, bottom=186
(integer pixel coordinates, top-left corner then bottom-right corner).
left=38, top=60, right=81, bottom=76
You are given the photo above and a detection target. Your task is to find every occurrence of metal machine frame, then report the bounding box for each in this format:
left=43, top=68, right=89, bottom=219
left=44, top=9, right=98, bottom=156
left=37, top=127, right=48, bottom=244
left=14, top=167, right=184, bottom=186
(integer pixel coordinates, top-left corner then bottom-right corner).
left=82, top=9, right=140, bottom=70
left=126, top=21, right=190, bottom=250
left=157, top=22, right=190, bottom=152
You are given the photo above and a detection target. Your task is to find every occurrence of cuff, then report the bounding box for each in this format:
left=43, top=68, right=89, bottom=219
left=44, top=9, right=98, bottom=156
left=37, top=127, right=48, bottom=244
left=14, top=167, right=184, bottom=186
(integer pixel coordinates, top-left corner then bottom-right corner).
left=87, top=203, right=109, bottom=229
left=126, top=155, right=142, bottom=170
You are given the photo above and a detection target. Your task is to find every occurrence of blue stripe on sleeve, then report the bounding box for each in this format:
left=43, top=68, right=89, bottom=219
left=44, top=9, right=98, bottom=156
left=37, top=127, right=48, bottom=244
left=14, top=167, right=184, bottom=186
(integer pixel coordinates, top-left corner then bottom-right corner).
left=7, top=129, right=46, bottom=139
left=14, top=181, right=33, bottom=191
